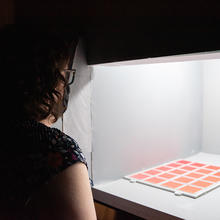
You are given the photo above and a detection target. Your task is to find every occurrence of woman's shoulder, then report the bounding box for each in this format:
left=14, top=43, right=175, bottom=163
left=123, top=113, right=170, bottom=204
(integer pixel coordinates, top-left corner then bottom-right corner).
left=8, top=119, right=88, bottom=181
left=2, top=120, right=88, bottom=199
left=47, top=127, right=88, bottom=169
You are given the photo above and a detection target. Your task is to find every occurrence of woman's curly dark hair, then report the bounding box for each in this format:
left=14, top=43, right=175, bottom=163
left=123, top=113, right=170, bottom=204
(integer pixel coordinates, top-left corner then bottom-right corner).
left=1, top=25, right=78, bottom=123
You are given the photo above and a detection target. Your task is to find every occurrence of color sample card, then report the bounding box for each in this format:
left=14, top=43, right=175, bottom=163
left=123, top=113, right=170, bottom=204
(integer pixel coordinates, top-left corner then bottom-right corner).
left=124, top=159, right=220, bottom=198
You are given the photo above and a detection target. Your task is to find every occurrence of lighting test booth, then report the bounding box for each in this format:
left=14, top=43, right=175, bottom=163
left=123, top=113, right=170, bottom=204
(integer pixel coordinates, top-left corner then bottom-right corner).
left=53, top=36, right=220, bottom=220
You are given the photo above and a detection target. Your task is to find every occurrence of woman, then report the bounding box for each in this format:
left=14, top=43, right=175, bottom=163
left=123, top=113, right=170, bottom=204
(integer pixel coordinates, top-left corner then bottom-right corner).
left=0, top=25, right=97, bottom=220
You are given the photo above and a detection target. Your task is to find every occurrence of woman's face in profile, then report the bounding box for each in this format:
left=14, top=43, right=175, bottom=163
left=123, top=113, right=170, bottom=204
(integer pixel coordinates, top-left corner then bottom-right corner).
left=52, top=64, right=71, bottom=119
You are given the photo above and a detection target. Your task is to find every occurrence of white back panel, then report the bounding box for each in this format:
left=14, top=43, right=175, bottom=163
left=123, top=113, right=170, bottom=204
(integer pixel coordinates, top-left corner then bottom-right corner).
left=202, top=59, right=220, bottom=154
left=91, top=61, right=203, bottom=184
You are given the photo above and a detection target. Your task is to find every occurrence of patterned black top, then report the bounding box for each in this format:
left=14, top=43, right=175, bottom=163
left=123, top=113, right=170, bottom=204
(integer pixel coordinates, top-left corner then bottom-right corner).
left=1, top=119, right=88, bottom=209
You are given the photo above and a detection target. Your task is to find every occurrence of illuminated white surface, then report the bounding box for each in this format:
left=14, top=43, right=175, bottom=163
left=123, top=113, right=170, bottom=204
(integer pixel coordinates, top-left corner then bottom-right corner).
left=91, top=57, right=220, bottom=186
left=202, top=60, right=220, bottom=154
left=91, top=55, right=220, bottom=219
left=93, top=152, right=220, bottom=220
left=92, top=61, right=203, bottom=185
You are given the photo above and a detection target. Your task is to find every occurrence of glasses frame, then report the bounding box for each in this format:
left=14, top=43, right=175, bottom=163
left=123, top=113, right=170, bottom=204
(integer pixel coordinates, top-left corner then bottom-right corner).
left=64, top=69, right=76, bottom=86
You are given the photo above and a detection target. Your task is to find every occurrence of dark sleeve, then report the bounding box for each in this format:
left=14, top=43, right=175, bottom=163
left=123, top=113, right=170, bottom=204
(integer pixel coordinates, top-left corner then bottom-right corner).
left=47, top=129, right=88, bottom=173
left=46, top=129, right=93, bottom=186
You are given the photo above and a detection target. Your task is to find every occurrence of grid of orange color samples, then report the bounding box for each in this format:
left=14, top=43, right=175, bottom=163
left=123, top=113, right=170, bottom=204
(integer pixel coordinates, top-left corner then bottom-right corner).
left=124, top=159, right=220, bottom=198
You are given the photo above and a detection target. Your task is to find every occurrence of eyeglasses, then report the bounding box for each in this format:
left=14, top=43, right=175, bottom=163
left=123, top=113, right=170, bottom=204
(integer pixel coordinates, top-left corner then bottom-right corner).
left=64, top=69, right=76, bottom=85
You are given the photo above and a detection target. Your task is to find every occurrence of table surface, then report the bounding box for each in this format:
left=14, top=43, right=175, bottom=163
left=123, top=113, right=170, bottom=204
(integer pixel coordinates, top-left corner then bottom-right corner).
left=92, top=152, right=220, bottom=220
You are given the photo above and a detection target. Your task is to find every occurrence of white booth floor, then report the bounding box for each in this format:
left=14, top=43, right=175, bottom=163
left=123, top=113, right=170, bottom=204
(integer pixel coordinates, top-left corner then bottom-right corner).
left=92, top=152, right=220, bottom=220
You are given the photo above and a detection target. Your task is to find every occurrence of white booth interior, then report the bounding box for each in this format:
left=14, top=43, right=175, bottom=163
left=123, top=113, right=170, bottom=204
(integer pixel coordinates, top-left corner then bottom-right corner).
left=56, top=43, right=220, bottom=220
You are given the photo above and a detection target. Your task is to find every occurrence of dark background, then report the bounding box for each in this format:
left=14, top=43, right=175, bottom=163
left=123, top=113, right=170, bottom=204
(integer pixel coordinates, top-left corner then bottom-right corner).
left=1, top=0, right=220, bottom=64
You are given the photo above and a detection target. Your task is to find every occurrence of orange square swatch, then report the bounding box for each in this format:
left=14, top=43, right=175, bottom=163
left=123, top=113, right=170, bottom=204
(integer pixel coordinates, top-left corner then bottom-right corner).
left=179, top=185, right=202, bottom=194
left=203, top=176, right=220, bottom=183
left=144, top=177, right=165, bottom=184
left=157, top=166, right=172, bottom=171
left=174, top=176, right=194, bottom=183
left=191, top=162, right=205, bottom=167
left=192, top=180, right=213, bottom=188
left=213, top=172, right=220, bottom=177
left=181, top=166, right=197, bottom=171
left=186, top=172, right=204, bottom=178
left=197, top=169, right=213, bottom=174
left=167, top=163, right=182, bottom=168
left=171, top=169, right=186, bottom=175
left=206, top=165, right=220, bottom=170
left=162, top=181, right=182, bottom=189
left=177, top=160, right=191, bottom=164
left=159, top=173, right=176, bottom=179
left=130, top=173, right=149, bottom=180
left=144, top=169, right=161, bottom=175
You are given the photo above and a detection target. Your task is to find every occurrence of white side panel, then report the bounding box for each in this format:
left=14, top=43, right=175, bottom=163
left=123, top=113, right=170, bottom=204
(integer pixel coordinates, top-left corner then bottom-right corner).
left=92, top=61, right=202, bottom=184
left=202, top=59, right=220, bottom=154
left=63, top=40, right=92, bottom=174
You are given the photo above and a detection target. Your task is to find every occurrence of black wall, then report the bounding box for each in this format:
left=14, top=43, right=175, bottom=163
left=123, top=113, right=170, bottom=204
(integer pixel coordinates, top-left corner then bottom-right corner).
left=3, top=0, right=220, bottom=64
left=83, top=17, right=220, bottom=64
